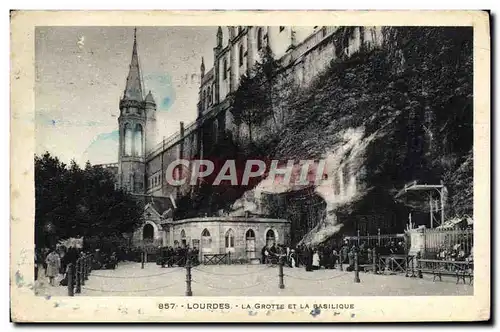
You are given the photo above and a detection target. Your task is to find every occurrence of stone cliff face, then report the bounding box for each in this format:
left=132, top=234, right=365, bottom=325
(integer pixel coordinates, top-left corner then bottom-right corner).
left=178, top=27, right=473, bottom=245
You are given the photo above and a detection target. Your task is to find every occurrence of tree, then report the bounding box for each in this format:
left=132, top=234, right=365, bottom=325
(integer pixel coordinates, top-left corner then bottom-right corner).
left=231, top=46, right=284, bottom=142
left=35, top=152, right=143, bottom=249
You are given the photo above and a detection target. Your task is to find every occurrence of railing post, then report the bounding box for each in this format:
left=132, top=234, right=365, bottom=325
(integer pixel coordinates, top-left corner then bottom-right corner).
left=84, top=255, right=89, bottom=280
left=228, top=251, right=231, bottom=265
left=405, top=254, right=409, bottom=277
left=185, top=261, right=193, bottom=296
left=67, top=263, right=74, bottom=296
left=278, top=258, right=285, bottom=289
left=141, top=251, right=145, bottom=269
left=417, top=252, right=423, bottom=279
left=372, top=247, right=377, bottom=274
left=75, top=259, right=81, bottom=294
left=354, top=252, right=360, bottom=283
left=80, top=257, right=85, bottom=286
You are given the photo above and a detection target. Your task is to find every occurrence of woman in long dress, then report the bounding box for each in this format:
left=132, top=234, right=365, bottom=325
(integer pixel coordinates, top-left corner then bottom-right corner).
left=45, top=249, right=61, bottom=286
left=312, top=250, right=320, bottom=271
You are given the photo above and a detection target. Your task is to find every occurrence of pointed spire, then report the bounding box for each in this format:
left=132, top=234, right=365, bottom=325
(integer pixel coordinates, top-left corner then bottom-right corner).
left=200, top=57, right=205, bottom=78
left=123, top=27, right=143, bottom=101
left=145, top=90, right=156, bottom=105
left=217, top=26, right=223, bottom=47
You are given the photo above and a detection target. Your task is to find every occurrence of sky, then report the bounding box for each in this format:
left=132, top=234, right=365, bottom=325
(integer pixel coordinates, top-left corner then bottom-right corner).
left=35, top=26, right=218, bottom=165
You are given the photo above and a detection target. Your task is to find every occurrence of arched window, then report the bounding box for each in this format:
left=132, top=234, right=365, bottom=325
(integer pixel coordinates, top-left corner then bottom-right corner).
left=225, top=229, right=235, bottom=248
left=201, top=228, right=211, bottom=251
left=266, top=229, right=276, bottom=247
left=257, top=28, right=263, bottom=50
left=202, top=90, right=206, bottom=110
left=124, top=123, right=132, bottom=156
left=134, top=124, right=143, bottom=157
left=239, top=44, right=244, bottom=66
left=143, top=224, right=154, bottom=240
left=246, top=229, right=255, bottom=239
left=245, top=229, right=256, bottom=259
left=223, top=59, right=228, bottom=79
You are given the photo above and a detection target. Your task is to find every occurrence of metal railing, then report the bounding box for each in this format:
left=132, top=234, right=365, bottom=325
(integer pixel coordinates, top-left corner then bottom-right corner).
left=343, top=233, right=407, bottom=249
left=422, top=228, right=473, bottom=259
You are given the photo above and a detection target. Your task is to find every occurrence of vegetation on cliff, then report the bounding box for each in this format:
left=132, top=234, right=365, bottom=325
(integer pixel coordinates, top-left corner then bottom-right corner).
left=178, top=27, right=473, bottom=227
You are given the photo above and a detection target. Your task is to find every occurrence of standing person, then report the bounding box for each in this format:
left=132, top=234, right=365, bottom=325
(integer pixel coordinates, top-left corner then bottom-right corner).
left=341, top=243, right=349, bottom=264
left=348, top=247, right=355, bottom=270
left=290, top=249, right=296, bottom=268
left=312, top=249, right=320, bottom=271
left=332, top=247, right=338, bottom=269
left=34, top=250, right=40, bottom=281
left=261, top=246, right=268, bottom=264
left=45, top=248, right=61, bottom=286
left=305, top=246, right=313, bottom=272
left=269, top=243, right=277, bottom=264
left=42, top=248, right=49, bottom=277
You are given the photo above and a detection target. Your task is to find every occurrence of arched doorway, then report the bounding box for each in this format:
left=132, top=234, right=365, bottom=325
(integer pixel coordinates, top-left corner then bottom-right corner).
left=266, top=229, right=276, bottom=247
left=180, top=229, right=186, bottom=248
left=245, top=229, right=256, bottom=259
left=143, top=224, right=154, bottom=240
left=225, top=229, right=235, bottom=252
left=201, top=228, right=212, bottom=254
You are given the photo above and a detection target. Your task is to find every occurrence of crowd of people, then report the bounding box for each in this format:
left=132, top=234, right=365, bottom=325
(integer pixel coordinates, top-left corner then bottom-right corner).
left=435, top=243, right=473, bottom=262
left=35, top=245, right=119, bottom=286
left=35, top=238, right=473, bottom=287
left=258, top=239, right=473, bottom=274
left=157, top=246, right=200, bottom=267
left=259, top=240, right=408, bottom=272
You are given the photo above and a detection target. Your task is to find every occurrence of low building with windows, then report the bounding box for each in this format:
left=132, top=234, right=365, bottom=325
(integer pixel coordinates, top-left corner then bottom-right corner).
left=129, top=195, right=290, bottom=262
left=137, top=215, right=289, bottom=261
left=167, top=217, right=290, bottom=261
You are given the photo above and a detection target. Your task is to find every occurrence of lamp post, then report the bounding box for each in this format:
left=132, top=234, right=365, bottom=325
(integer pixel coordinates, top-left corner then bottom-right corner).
left=396, top=181, right=446, bottom=228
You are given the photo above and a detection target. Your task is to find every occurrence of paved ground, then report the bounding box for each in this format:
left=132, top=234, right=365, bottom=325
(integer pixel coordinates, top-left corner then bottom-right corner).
left=36, top=261, right=473, bottom=297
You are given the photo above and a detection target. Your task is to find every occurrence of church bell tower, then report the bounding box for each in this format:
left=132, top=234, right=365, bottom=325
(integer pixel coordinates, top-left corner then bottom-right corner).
left=118, top=28, right=156, bottom=193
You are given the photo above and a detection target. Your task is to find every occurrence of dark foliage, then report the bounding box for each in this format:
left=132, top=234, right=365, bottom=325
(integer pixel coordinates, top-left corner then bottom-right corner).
left=276, top=27, right=473, bottom=220
left=178, top=27, right=473, bottom=224
left=35, top=152, right=143, bottom=249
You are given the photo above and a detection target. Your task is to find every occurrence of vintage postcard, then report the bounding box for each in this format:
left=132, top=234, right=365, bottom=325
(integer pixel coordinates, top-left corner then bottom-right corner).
left=10, top=10, right=490, bottom=322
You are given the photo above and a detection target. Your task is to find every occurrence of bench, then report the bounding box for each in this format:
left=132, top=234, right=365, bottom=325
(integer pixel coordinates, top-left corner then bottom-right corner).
left=418, top=259, right=473, bottom=284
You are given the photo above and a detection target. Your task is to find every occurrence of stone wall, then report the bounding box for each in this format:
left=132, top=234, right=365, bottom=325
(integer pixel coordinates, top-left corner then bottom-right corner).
left=168, top=217, right=290, bottom=260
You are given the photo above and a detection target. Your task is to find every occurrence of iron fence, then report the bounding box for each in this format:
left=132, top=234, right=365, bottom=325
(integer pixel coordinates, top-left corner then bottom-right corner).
left=422, top=228, right=473, bottom=259
left=343, top=233, right=408, bottom=250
